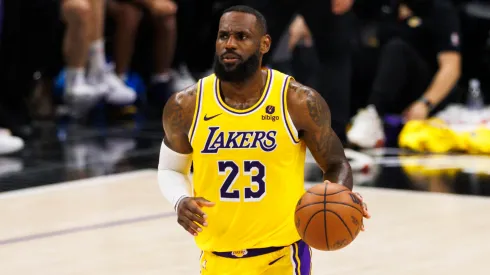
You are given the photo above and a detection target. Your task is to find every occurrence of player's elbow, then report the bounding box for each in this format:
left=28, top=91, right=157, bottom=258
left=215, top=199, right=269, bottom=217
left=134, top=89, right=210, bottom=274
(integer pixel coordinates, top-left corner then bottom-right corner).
left=158, top=140, right=192, bottom=173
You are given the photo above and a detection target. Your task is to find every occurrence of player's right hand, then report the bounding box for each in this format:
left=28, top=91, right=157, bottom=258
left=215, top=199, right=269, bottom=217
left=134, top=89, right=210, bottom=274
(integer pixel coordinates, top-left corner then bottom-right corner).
left=176, top=197, right=215, bottom=236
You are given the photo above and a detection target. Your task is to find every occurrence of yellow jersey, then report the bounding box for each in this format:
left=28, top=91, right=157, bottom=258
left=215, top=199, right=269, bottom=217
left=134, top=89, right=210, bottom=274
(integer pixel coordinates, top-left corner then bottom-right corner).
left=188, top=68, right=306, bottom=252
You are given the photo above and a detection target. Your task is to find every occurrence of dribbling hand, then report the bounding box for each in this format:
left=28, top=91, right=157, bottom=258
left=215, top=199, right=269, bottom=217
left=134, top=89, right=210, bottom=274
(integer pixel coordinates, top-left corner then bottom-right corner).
left=177, top=197, right=215, bottom=236
left=324, top=180, right=371, bottom=231
left=352, top=192, right=370, bottom=231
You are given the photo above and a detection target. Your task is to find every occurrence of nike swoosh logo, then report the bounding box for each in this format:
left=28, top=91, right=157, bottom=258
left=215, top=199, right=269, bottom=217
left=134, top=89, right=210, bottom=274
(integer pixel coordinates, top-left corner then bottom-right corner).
left=204, top=113, right=222, bottom=121
left=268, top=255, right=285, bottom=265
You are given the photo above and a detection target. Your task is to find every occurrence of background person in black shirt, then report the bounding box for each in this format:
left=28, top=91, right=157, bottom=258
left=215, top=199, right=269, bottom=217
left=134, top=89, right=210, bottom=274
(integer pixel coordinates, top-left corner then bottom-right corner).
left=347, top=0, right=462, bottom=149
left=243, top=0, right=356, bottom=144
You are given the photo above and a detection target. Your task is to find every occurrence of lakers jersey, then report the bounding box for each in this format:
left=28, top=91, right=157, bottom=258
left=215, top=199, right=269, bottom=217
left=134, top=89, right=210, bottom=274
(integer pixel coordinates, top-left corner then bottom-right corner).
left=188, top=68, right=306, bottom=252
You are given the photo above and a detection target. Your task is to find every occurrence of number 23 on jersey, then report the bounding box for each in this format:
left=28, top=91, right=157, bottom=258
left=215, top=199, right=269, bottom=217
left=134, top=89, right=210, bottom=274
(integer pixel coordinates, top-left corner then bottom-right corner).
left=218, top=160, right=266, bottom=202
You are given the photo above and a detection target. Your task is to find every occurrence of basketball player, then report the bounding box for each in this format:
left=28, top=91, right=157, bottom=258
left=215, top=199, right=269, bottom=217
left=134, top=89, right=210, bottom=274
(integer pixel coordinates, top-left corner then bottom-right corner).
left=158, top=5, right=370, bottom=274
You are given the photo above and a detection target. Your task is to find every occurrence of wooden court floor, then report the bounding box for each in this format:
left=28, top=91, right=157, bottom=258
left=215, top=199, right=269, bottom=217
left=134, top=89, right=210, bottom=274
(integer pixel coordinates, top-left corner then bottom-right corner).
left=0, top=169, right=488, bottom=275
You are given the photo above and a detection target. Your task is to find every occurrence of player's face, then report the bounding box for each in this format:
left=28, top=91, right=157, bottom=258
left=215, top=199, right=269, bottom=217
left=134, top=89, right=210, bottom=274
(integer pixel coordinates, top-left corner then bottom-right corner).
left=214, top=12, right=271, bottom=82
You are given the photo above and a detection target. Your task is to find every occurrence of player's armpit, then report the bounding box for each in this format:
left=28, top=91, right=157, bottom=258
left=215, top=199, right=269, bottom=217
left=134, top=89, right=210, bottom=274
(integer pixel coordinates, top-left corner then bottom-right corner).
left=287, top=81, right=353, bottom=190
left=162, top=84, right=198, bottom=154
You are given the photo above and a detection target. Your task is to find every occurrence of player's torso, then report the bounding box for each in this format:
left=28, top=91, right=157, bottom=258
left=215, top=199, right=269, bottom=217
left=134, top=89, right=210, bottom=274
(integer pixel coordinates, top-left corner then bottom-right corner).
left=188, top=69, right=306, bottom=252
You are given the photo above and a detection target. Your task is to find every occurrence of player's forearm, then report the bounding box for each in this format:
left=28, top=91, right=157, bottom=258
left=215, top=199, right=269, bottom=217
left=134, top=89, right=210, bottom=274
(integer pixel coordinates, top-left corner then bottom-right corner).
left=158, top=170, right=192, bottom=210
left=157, top=141, right=193, bottom=210
left=323, top=158, right=353, bottom=190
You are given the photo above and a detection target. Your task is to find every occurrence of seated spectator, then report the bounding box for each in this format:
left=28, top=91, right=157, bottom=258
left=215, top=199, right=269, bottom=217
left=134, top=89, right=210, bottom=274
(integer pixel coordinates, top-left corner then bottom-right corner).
left=347, top=0, right=462, bottom=148
left=61, top=0, right=135, bottom=115
left=243, top=0, right=356, bottom=144
left=106, top=0, right=177, bottom=115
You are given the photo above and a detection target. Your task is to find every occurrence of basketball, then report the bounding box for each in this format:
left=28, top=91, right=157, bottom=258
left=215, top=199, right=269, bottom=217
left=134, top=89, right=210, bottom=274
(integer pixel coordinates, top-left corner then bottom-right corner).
left=294, top=182, right=364, bottom=251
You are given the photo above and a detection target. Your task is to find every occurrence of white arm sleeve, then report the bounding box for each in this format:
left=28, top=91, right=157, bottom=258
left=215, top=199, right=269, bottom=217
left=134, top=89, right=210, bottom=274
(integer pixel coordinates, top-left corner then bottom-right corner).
left=157, top=141, right=193, bottom=211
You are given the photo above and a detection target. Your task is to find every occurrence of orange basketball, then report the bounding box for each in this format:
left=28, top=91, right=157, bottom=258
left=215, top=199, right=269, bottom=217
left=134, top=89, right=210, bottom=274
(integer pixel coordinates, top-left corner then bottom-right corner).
left=294, top=182, right=364, bottom=251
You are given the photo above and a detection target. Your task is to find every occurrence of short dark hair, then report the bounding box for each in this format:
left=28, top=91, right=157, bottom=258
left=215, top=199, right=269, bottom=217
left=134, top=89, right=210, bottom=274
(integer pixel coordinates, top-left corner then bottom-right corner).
left=222, top=5, right=268, bottom=35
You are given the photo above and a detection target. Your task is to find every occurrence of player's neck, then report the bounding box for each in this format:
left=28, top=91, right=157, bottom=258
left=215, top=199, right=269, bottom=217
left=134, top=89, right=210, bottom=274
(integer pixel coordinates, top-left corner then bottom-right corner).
left=220, top=69, right=266, bottom=102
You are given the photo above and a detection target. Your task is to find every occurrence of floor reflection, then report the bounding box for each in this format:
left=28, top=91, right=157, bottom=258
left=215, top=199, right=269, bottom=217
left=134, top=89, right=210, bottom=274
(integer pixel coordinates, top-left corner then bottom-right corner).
left=0, top=121, right=489, bottom=197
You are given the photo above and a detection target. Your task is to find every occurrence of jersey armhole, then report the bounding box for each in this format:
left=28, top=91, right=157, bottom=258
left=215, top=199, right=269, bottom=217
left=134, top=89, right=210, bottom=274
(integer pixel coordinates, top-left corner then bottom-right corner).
left=188, top=79, right=203, bottom=144
left=281, top=76, right=301, bottom=144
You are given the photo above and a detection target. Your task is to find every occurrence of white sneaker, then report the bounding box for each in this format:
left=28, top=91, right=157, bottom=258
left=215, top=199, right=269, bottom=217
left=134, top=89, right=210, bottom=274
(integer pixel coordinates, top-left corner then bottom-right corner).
left=64, top=83, right=103, bottom=117
left=172, top=65, right=196, bottom=91
left=347, top=105, right=385, bottom=148
left=103, top=72, right=136, bottom=105
left=64, top=82, right=102, bottom=102
left=87, top=63, right=137, bottom=105
left=0, top=129, right=24, bottom=155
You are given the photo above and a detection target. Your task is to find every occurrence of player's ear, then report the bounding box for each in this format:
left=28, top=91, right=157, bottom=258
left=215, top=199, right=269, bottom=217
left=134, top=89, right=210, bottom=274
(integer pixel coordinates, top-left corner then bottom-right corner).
left=260, top=34, right=271, bottom=55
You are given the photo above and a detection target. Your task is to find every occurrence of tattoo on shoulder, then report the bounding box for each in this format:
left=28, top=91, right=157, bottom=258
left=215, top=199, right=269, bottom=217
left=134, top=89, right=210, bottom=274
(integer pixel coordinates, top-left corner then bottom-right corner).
left=289, top=81, right=329, bottom=128
left=181, top=84, right=197, bottom=97
left=289, top=81, right=311, bottom=96
left=164, top=84, right=198, bottom=132
left=167, top=98, right=185, bottom=131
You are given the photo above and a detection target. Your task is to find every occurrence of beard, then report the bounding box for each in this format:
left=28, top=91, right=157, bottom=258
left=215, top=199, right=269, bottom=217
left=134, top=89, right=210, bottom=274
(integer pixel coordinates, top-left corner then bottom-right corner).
left=213, top=49, right=261, bottom=83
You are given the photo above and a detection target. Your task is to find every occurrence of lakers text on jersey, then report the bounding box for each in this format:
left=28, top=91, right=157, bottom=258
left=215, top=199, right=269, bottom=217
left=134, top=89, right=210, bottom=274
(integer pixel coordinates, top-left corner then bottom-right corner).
left=188, top=68, right=307, bottom=252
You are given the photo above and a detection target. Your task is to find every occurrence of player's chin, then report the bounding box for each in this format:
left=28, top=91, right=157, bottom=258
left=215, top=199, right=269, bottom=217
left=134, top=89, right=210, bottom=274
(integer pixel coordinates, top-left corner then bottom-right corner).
left=221, top=60, right=241, bottom=68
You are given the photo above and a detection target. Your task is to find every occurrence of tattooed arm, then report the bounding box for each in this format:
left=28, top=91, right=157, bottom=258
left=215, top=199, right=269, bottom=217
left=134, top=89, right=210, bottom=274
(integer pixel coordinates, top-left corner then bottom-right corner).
left=287, top=80, right=353, bottom=190
left=160, top=86, right=216, bottom=236
left=159, top=84, right=197, bottom=209
left=162, top=85, right=197, bottom=153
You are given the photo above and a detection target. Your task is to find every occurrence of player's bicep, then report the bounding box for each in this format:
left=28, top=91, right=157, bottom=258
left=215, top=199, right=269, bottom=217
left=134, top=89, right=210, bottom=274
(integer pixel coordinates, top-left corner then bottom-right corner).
left=288, top=83, right=352, bottom=188
left=162, top=93, right=193, bottom=154
left=289, top=84, right=333, bottom=170
left=299, top=92, right=338, bottom=173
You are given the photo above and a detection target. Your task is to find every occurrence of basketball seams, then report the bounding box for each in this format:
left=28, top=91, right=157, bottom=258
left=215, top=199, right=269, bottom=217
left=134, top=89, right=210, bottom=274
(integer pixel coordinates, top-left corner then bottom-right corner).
left=323, top=183, right=329, bottom=251
left=326, top=202, right=363, bottom=215
left=302, top=210, right=324, bottom=241
left=325, top=210, right=354, bottom=240
left=295, top=202, right=324, bottom=212
left=305, top=189, right=348, bottom=197
left=295, top=182, right=360, bottom=251
left=295, top=201, right=362, bottom=214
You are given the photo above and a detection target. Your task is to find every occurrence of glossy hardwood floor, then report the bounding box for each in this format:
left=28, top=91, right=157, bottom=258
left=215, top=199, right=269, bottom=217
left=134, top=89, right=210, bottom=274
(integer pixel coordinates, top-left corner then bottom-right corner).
left=1, top=170, right=488, bottom=275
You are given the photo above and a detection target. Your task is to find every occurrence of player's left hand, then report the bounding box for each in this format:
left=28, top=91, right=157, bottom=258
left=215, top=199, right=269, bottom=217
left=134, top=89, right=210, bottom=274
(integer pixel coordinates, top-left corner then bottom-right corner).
left=352, top=192, right=370, bottom=231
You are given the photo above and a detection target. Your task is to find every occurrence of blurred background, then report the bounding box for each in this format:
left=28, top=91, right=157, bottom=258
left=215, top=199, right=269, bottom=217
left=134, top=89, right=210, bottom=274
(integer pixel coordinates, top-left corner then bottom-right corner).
left=1, top=0, right=490, bottom=197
